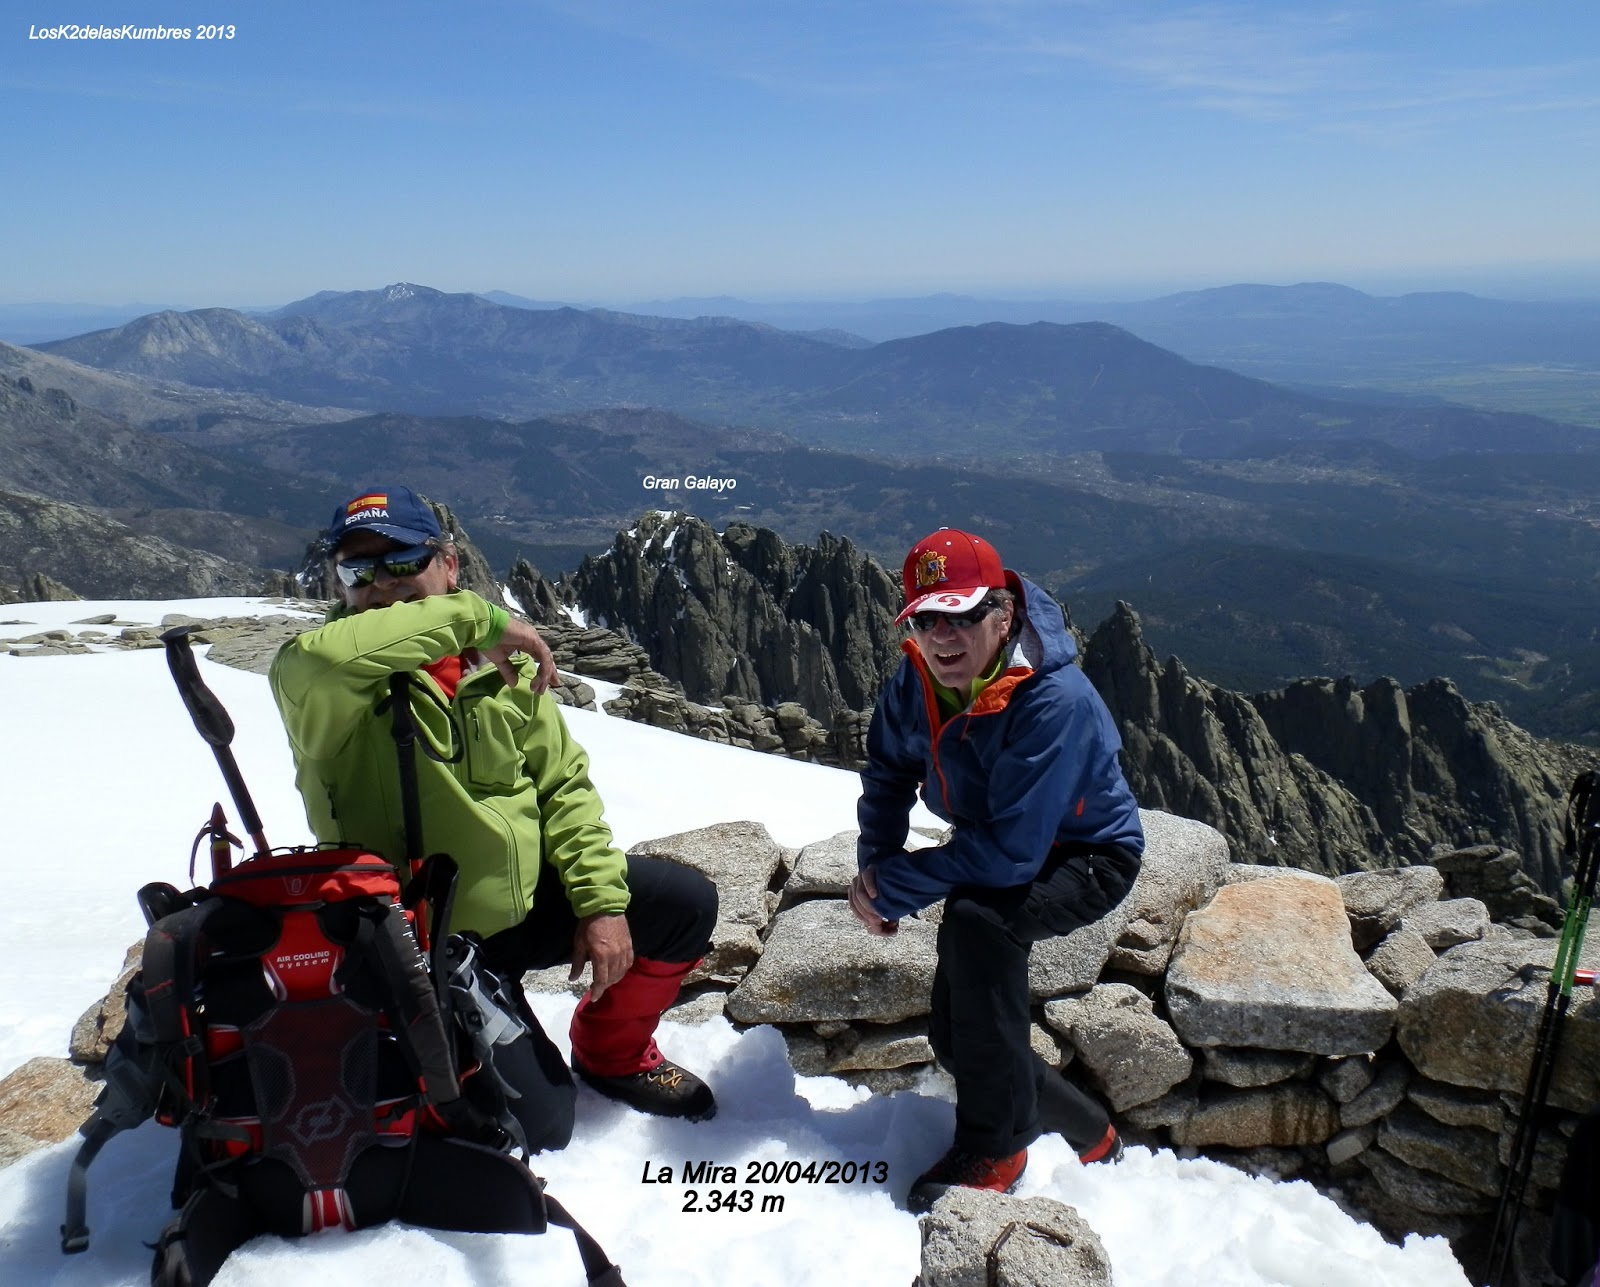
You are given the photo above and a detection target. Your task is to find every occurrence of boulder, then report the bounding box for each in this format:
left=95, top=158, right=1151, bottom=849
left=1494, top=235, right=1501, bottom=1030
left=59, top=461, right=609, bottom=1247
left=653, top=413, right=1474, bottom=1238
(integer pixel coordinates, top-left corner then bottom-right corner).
left=919, top=1188, right=1112, bottom=1287
left=1406, top=1078, right=1506, bottom=1133
left=1105, top=810, right=1231, bottom=975
left=1199, top=1047, right=1316, bottom=1089
left=1398, top=898, right=1491, bottom=950
left=1364, top=928, right=1436, bottom=998
left=1326, top=1124, right=1378, bottom=1166
left=69, top=942, right=142, bottom=1064
left=782, top=830, right=859, bottom=904
left=1360, top=1147, right=1496, bottom=1216
left=1376, top=1102, right=1502, bottom=1196
left=1027, top=891, right=1131, bottom=998
left=1317, top=1056, right=1377, bottom=1105
left=1395, top=938, right=1600, bottom=1112
left=782, top=1020, right=934, bottom=1075
left=1339, top=1060, right=1411, bottom=1129
left=727, top=900, right=938, bottom=1024
left=1042, top=984, right=1193, bottom=1111
left=1164, top=872, right=1399, bottom=1055
left=627, top=822, right=785, bottom=980
left=0, top=1057, right=100, bottom=1156
left=1336, top=866, right=1445, bottom=952
left=1170, top=1082, right=1339, bottom=1149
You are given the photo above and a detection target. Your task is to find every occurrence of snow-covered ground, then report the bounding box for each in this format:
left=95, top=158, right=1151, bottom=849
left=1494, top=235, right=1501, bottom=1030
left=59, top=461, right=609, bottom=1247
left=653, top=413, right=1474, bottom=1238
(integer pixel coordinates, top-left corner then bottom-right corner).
left=0, top=599, right=1471, bottom=1286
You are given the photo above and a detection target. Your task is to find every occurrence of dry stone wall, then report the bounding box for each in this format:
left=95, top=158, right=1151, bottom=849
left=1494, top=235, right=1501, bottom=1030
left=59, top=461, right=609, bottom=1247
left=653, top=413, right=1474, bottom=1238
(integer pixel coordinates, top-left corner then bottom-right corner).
left=11, top=812, right=1594, bottom=1286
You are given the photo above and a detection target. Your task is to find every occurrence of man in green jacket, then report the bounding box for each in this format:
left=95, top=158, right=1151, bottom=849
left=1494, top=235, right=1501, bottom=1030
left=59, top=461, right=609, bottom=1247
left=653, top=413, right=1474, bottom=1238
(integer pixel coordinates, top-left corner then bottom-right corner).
left=271, top=485, right=718, bottom=1143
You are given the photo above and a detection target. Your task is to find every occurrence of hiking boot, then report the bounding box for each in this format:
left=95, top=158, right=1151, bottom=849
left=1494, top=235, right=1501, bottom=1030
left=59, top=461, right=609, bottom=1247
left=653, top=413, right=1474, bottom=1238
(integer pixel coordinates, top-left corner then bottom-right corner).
left=906, top=1147, right=1028, bottom=1215
left=1078, top=1124, right=1123, bottom=1165
left=571, top=1055, right=717, bottom=1122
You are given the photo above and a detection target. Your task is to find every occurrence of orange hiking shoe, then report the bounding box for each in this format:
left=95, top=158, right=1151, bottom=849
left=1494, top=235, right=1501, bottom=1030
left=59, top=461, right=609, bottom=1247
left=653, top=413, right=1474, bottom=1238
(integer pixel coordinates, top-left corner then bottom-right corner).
left=1078, top=1124, right=1124, bottom=1164
left=906, top=1146, right=1028, bottom=1214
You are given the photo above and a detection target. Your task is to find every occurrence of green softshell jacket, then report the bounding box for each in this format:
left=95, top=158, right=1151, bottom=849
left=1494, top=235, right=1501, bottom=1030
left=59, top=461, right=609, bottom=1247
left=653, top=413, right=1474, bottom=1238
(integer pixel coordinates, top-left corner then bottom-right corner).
left=269, top=590, right=630, bottom=938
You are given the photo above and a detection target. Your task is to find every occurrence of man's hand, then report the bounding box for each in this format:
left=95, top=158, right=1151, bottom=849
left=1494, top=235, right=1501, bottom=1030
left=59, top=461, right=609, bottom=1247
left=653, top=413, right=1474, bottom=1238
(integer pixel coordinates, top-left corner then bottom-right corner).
left=848, top=865, right=899, bottom=937
left=485, top=617, right=557, bottom=694
left=570, top=912, right=635, bottom=1001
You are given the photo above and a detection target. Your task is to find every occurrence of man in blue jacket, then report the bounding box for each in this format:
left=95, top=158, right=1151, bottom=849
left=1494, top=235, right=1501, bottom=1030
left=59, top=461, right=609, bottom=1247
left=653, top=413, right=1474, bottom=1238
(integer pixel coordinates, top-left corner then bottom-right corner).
left=850, top=528, right=1144, bottom=1213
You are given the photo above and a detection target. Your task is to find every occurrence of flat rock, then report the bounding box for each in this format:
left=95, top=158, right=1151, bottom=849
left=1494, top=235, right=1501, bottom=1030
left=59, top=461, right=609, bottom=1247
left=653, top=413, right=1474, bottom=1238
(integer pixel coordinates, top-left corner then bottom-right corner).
left=1326, top=1124, right=1377, bottom=1166
left=1199, top=1047, right=1315, bottom=1089
left=1399, top=898, right=1491, bottom=950
left=920, top=1188, right=1112, bottom=1287
left=1336, top=865, right=1445, bottom=951
left=1365, top=928, right=1436, bottom=998
left=727, top=900, right=938, bottom=1023
left=1406, top=1078, right=1506, bottom=1133
left=628, top=821, right=785, bottom=981
left=1318, top=1056, right=1377, bottom=1105
left=1395, top=937, right=1600, bottom=1112
left=1376, top=1102, right=1502, bottom=1196
left=1170, top=1082, right=1339, bottom=1149
left=1164, top=871, right=1398, bottom=1055
left=1027, top=892, right=1132, bottom=999
left=1106, top=810, right=1230, bottom=975
left=1339, top=1059, right=1411, bottom=1129
left=781, top=829, right=858, bottom=904
left=0, top=1057, right=100, bottom=1149
left=1360, top=1146, right=1495, bottom=1216
left=781, top=1019, right=934, bottom=1074
left=1042, top=984, right=1193, bottom=1111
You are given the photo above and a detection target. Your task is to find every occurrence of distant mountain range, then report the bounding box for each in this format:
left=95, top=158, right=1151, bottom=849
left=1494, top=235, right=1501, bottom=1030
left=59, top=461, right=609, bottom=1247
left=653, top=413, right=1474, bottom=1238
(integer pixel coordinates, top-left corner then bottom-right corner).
left=8, top=283, right=1600, bottom=743
left=31, top=282, right=1597, bottom=458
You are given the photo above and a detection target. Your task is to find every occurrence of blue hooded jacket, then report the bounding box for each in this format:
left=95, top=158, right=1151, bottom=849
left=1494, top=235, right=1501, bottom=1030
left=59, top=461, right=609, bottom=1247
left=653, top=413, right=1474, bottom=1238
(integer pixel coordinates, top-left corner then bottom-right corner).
left=858, top=575, right=1144, bottom=920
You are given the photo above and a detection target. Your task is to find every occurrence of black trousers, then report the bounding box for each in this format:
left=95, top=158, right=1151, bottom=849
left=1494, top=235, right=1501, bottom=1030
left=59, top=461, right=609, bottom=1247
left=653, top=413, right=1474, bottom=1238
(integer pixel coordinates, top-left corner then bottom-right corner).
left=474, top=855, right=718, bottom=1152
left=928, top=842, right=1140, bottom=1157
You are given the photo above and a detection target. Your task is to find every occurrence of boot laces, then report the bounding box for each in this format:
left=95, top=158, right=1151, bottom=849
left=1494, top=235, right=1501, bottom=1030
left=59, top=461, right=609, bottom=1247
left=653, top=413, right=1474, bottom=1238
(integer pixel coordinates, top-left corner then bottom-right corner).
left=644, top=1063, right=686, bottom=1090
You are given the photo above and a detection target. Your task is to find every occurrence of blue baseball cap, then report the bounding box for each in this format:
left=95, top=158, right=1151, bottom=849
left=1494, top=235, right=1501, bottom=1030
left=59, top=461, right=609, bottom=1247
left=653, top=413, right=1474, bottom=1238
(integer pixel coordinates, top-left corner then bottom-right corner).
left=323, top=485, right=443, bottom=552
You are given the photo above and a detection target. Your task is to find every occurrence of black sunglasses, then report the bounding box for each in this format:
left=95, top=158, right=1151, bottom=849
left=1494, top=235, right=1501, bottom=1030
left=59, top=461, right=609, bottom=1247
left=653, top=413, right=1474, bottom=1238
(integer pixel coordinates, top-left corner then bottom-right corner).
left=334, top=543, right=438, bottom=588
left=906, top=600, right=1001, bottom=633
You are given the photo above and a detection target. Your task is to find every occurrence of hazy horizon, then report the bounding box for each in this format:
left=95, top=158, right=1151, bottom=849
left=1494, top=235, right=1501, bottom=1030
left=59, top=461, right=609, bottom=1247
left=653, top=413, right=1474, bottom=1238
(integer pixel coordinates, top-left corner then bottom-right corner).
left=6, top=1, right=1599, bottom=308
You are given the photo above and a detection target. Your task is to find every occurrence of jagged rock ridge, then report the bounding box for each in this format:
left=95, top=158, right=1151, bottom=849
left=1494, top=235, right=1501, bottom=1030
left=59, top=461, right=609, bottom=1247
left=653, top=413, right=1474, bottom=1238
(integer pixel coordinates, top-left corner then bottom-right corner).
left=564, top=511, right=902, bottom=714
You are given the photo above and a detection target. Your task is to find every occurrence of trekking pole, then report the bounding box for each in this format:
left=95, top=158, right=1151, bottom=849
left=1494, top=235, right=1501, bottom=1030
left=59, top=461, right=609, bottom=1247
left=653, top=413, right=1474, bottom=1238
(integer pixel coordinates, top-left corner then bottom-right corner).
left=160, top=627, right=270, bottom=858
left=1485, top=772, right=1600, bottom=1287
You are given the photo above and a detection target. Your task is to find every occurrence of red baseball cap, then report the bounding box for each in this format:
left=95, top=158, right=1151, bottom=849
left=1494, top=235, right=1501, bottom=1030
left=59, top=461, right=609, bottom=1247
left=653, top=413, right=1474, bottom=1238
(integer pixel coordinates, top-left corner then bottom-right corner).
left=896, top=529, right=1016, bottom=625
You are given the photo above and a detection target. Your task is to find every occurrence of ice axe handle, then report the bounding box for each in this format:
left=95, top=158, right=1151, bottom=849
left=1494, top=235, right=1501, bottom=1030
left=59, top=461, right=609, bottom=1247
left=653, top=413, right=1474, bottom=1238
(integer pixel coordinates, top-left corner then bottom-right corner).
left=160, top=627, right=268, bottom=855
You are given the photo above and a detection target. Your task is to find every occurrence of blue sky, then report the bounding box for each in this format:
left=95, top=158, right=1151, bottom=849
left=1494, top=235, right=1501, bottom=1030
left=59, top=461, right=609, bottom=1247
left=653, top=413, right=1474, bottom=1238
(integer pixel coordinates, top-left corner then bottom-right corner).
left=5, top=0, right=1599, bottom=306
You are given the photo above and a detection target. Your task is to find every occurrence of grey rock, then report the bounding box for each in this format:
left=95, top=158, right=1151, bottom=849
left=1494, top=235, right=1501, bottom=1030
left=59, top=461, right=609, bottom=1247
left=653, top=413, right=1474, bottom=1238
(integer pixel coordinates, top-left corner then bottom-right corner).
left=1406, top=1078, right=1506, bottom=1133
left=69, top=943, right=142, bottom=1064
left=665, top=990, right=729, bottom=1025
left=1326, top=1124, right=1378, bottom=1166
left=1360, top=1146, right=1496, bottom=1216
left=1171, top=1082, right=1339, bottom=1149
left=1224, top=864, right=1304, bottom=883
left=1339, top=1060, right=1411, bottom=1129
left=1377, top=1102, right=1502, bottom=1196
left=1030, top=1021, right=1074, bottom=1069
left=1042, top=984, right=1193, bottom=1111
left=782, top=1020, right=934, bottom=1074
left=1106, top=809, right=1231, bottom=975
left=628, top=821, right=785, bottom=981
left=0, top=1125, right=45, bottom=1170
left=727, top=900, right=938, bottom=1024
left=1432, top=844, right=1564, bottom=936
left=1497, top=1114, right=1570, bottom=1193
left=0, top=1057, right=100, bottom=1150
left=1123, top=1081, right=1199, bottom=1132
left=1399, top=897, right=1491, bottom=950
left=1199, top=1047, right=1316, bottom=1088
left=1164, top=871, right=1399, bottom=1055
left=1083, top=604, right=1581, bottom=892
left=1336, top=866, right=1446, bottom=952
left=919, top=1188, right=1113, bottom=1287
left=1027, top=892, right=1131, bottom=998
left=1396, top=937, right=1600, bottom=1112
left=1317, top=1056, right=1378, bottom=1105
left=783, top=830, right=859, bottom=903
left=1364, top=927, right=1436, bottom=998
left=567, top=512, right=901, bottom=718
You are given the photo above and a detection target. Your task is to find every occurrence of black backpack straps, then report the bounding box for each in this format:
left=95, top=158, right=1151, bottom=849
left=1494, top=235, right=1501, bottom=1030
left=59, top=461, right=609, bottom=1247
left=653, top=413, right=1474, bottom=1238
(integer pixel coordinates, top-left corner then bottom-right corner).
left=545, top=1193, right=629, bottom=1287
left=345, top=901, right=463, bottom=1104
left=62, top=899, right=222, bottom=1254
